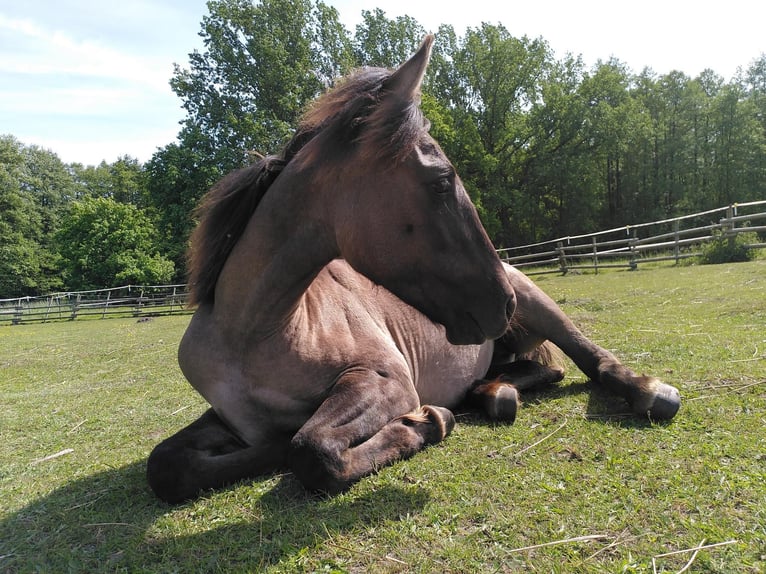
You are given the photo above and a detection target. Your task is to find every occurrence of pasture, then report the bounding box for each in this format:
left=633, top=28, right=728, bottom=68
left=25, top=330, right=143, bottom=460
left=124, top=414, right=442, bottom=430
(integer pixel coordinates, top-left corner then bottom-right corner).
left=1, top=261, right=764, bottom=573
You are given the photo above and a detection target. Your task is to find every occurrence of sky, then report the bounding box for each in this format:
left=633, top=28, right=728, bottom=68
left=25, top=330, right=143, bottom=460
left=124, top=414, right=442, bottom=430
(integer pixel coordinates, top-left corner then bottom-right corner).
left=1, top=1, right=764, bottom=167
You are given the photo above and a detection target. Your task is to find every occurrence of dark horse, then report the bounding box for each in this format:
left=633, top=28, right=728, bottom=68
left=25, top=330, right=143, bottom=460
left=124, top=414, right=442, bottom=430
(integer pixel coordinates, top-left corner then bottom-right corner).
left=147, top=36, right=680, bottom=503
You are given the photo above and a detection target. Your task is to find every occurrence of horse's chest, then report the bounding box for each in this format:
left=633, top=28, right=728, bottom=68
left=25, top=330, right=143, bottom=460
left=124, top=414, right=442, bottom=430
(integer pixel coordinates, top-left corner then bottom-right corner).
left=411, top=341, right=494, bottom=408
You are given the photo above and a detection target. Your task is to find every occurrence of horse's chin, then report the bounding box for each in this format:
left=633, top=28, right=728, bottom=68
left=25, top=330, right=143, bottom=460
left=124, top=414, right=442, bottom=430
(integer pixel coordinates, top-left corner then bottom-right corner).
left=445, top=330, right=486, bottom=346
left=443, top=313, right=491, bottom=346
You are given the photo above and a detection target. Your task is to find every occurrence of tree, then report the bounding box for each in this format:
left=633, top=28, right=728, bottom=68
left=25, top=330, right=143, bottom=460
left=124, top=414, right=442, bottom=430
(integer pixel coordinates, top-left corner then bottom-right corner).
left=70, top=156, right=147, bottom=206
left=353, top=8, right=425, bottom=67
left=523, top=54, right=596, bottom=238
left=0, top=136, right=72, bottom=297
left=169, top=0, right=354, bottom=172
left=145, top=137, right=221, bottom=279
left=55, top=197, right=174, bottom=291
left=576, top=58, right=652, bottom=226
left=742, top=54, right=766, bottom=202
left=446, top=24, right=554, bottom=246
left=0, top=137, right=41, bottom=297
left=144, top=0, right=355, bottom=280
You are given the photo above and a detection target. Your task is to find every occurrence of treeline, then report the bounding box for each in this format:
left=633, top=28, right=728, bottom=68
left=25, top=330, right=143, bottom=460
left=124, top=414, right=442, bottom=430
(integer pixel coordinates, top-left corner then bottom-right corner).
left=2, top=0, right=765, bottom=298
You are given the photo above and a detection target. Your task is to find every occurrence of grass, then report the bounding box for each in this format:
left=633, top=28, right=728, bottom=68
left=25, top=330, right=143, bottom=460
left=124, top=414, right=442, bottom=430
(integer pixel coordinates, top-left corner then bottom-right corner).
left=1, top=260, right=764, bottom=573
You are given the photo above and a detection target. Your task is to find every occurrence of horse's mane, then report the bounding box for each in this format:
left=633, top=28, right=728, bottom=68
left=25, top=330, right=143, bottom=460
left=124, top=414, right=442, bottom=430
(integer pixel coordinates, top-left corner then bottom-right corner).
left=186, top=66, right=427, bottom=306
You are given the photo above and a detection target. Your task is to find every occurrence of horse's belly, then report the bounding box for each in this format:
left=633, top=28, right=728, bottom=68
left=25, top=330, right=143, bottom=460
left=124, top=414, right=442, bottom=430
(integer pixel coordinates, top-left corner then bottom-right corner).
left=414, top=340, right=494, bottom=408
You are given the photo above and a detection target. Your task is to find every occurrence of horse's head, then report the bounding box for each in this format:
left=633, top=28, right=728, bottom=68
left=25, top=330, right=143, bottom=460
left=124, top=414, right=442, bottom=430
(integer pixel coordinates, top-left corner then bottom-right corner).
left=305, top=36, right=515, bottom=344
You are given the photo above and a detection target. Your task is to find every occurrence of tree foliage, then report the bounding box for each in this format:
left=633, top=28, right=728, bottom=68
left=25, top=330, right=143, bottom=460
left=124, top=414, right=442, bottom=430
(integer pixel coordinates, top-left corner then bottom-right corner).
left=3, top=3, right=766, bottom=297
left=55, top=197, right=174, bottom=291
left=0, top=136, right=68, bottom=297
left=0, top=136, right=173, bottom=297
left=169, top=0, right=354, bottom=172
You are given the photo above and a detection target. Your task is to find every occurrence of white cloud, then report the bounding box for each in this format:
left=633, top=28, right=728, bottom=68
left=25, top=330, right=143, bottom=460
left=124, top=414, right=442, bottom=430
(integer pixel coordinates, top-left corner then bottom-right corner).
left=0, top=13, right=172, bottom=91
left=0, top=8, right=190, bottom=165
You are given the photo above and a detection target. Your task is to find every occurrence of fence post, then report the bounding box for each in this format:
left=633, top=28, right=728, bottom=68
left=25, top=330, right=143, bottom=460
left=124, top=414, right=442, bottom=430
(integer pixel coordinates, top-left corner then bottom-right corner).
left=12, top=299, right=23, bottom=325
left=70, top=294, right=80, bottom=320
left=44, top=297, right=53, bottom=323
left=722, top=205, right=735, bottom=250
left=134, top=288, right=145, bottom=317
left=673, top=220, right=680, bottom=264
left=592, top=237, right=599, bottom=274
left=628, top=229, right=638, bottom=270
left=102, top=290, right=111, bottom=319
left=556, top=242, right=568, bottom=274
left=170, top=286, right=177, bottom=314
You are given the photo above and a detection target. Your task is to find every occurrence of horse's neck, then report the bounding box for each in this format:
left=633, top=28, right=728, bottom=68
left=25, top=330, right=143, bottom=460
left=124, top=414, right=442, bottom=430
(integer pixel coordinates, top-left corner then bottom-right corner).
left=214, top=173, right=338, bottom=337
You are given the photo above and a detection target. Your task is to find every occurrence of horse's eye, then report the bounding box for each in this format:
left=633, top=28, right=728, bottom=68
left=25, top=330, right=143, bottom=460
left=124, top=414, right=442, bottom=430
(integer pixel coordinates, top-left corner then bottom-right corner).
left=432, top=175, right=453, bottom=195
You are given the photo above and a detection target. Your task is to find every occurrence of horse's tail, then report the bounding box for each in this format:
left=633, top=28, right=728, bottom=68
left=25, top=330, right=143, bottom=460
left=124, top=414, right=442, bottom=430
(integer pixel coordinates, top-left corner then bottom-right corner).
left=186, top=156, right=286, bottom=306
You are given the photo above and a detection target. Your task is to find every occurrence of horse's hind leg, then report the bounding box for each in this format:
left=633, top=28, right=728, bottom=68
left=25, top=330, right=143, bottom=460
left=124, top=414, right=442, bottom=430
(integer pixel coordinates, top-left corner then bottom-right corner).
left=469, top=356, right=565, bottom=422
left=147, top=409, right=288, bottom=503
left=505, top=265, right=681, bottom=420
left=289, top=369, right=453, bottom=494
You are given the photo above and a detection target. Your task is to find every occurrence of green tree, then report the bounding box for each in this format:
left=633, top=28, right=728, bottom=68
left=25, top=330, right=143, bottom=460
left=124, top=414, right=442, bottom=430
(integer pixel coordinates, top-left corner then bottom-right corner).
left=742, top=54, right=766, bottom=202
left=709, top=83, right=762, bottom=205
left=353, top=8, right=425, bottom=67
left=145, top=137, right=221, bottom=279
left=447, top=24, right=554, bottom=245
left=145, top=0, right=355, bottom=280
left=169, top=0, right=353, bottom=171
left=72, top=156, right=147, bottom=206
left=55, top=197, right=174, bottom=291
left=0, top=136, right=41, bottom=297
left=0, top=136, right=72, bottom=296
left=523, top=54, right=596, bottom=238
left=577, top=58, right=652, bottom=226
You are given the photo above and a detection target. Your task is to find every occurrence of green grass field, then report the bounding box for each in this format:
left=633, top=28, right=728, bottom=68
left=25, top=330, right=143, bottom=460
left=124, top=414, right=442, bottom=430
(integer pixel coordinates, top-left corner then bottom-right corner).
left=2, top=261, right=764, bottom=573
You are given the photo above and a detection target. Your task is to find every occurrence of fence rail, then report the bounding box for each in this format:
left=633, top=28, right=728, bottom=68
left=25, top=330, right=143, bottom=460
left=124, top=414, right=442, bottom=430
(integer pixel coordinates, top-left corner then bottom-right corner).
left=0, top=284, right=192, bottom=325
left=498, top=201, right=766, bottom=275
left=3, top=201, right=765, bottom=325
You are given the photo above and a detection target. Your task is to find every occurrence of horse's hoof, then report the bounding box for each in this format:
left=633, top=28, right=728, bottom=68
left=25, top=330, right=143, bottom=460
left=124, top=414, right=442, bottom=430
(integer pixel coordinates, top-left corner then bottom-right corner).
left=643, top=381, right=681, bottom=420
left=485, top=384, right=518, bottom=423
left=422, top=405, right=456, bottom=439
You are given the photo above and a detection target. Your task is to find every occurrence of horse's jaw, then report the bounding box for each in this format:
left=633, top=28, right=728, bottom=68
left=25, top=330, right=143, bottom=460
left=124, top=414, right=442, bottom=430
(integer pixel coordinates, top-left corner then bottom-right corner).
left=440, top=305, right=514, bottom=346
left=399, top=283, right=515, bottom=347
left=442, top=312, right=498, bottom=346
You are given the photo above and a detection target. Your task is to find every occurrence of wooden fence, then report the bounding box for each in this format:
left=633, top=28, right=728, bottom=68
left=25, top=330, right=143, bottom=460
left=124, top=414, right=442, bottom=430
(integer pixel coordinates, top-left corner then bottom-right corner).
left=3, top=201, right=765, bottom=325
left=498, top=201, right=766, bottom=275
left=0, top=284, right=192, bottom=325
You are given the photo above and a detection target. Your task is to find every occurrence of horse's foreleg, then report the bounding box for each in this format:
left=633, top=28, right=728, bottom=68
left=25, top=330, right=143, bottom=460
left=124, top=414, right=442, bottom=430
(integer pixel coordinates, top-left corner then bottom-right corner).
left=469, top=359, right=564, bottom=422
left=289, top=370, right=453, bottom=494
left=147, top=409, right=288, bottom=503
left=467, top=380, right=519, bottom=422
left=506, top=267, right=681, bottom=420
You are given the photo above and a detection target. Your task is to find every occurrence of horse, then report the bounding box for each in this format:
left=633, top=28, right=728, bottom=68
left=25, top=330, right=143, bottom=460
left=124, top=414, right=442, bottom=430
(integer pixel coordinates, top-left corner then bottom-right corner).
left=147, top=35, right=680, bottom=504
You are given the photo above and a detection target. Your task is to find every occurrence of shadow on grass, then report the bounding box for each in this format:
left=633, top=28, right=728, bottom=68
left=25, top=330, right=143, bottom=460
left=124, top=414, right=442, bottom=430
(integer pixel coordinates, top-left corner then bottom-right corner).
left=0, top=460, right=429, bottom=572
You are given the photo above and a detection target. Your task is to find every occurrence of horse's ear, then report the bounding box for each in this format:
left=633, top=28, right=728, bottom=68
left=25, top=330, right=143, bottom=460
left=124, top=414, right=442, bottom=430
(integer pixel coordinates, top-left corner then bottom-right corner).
left=384, top=35, right=434, bottom=103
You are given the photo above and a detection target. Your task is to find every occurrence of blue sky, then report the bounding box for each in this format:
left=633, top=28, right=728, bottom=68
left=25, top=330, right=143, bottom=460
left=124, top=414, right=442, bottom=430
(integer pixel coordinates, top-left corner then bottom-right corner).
left=2, top=1, right=764, bottom=166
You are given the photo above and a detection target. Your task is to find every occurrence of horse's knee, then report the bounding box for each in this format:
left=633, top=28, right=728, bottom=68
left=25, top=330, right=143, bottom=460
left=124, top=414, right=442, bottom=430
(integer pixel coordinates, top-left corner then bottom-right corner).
left=288, top=433, right=348, bottom=494
left=147, top=440, right=198, bottom=504
left=289, top=405, right=455, bottom=494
